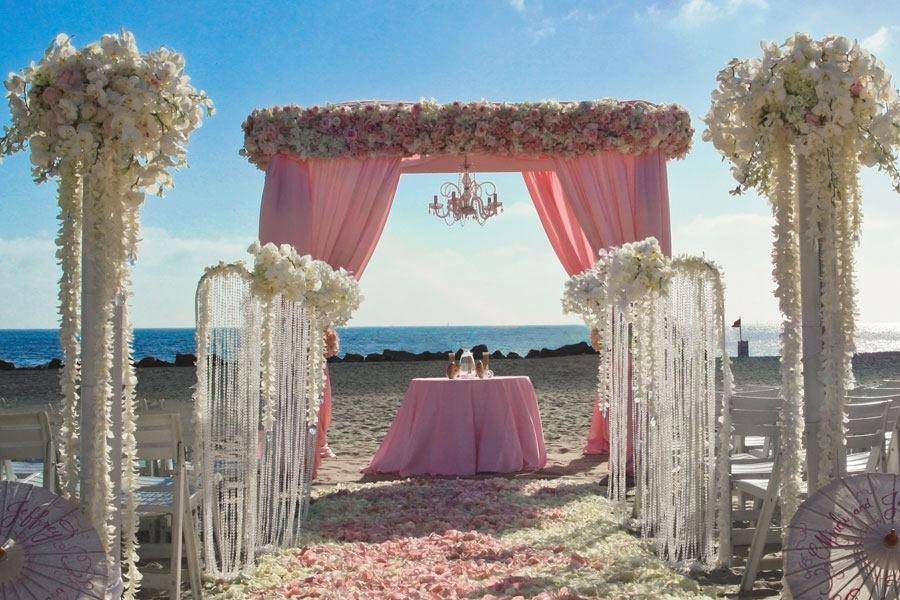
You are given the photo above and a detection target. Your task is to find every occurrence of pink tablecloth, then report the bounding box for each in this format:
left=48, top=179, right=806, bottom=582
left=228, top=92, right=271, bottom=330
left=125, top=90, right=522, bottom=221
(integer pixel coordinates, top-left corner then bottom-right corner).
left=363, top=376, right=547, bottom=476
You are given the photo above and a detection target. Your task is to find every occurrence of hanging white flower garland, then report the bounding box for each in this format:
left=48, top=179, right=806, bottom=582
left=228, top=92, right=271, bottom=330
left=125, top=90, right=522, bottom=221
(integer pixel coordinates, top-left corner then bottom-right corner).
left=563, top=240, right=732, bottom=567
left=194, top=248, right=362, bottom=577
left=704, top=35, right=900, bottom=503
left=247, top=241, right=362, bottom=432
left=1, top=31, right=213, bottom=598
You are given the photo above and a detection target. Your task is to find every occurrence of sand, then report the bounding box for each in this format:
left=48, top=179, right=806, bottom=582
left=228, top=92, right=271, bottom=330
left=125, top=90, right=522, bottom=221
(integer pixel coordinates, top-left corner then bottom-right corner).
left=3, top=352, right=899, bottom=487
left=3, top=353, right=899, bottom=597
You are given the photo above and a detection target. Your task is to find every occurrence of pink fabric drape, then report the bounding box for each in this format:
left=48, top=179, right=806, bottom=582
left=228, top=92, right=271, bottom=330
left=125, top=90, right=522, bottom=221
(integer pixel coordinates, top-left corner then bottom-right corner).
left=258, top=149, right=671, bottom=467
left=550, top=151, right=671, bottom=257
left=260, top=154, right=403, bottom=274
left=522, top=150, right=671, bottom=455
left=522, top=171, right=595, bottom=276
left=259, top=153, right=403, bottom=477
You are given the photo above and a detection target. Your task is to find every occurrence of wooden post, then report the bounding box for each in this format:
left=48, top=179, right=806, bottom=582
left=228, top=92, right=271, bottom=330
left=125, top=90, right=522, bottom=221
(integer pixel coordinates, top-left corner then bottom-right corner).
left=797, top=158, right=825, bottom=490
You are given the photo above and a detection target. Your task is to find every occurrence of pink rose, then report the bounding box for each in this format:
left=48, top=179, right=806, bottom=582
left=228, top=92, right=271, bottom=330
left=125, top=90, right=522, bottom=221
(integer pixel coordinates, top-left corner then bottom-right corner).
left=41, top=86, right=62, bottom=106
left=805, top=112, right=823, bottom=126
left=850, top=80, right=863, bottom=98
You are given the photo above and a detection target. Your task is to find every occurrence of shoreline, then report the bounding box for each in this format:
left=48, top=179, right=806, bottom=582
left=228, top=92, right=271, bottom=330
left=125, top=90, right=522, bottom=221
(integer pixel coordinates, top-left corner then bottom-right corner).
left=3, top=346, right=900, bottom=371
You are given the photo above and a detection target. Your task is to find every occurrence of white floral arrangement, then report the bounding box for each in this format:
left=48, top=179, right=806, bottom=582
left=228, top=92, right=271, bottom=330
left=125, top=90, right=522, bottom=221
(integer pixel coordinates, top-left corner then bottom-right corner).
left=563, top=237, right=672, bottom=324
left=561, top=266, right=609, bottom=328
left=1, top=31, right=213, bottom=600
left=703, top=34, right=900, bottom=546
left=248, top=242, right=362, bottom=327
left=241, top=99, right=694, bottom=168
left=603, top=238, right=672, bottom=315
left=704, top=33, right=900, bottom=194
left=1, top=31, right=214, bottom=193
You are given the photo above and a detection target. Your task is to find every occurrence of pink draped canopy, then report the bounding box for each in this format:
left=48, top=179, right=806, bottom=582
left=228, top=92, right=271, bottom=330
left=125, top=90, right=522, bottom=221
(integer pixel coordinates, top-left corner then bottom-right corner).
left=258, top=149, right=672, bottom=466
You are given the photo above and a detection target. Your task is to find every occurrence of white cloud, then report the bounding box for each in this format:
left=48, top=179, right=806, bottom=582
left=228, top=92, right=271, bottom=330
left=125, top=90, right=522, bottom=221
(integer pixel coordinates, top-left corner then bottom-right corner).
left=655, top=0, right=768, bottom=27
left=563, top=9, right=598, bottom=22
left=677, top=0, right=723, bottom=26
left=0, top=228, right=248, bottom=328
left=502, top=200, right=537, bottom=218
left=0, top=233, right=59, bottom=328
left=353, top=234, right=573, bottom=327
left=674, top=211, right=900, bottom=324
left=674, top=212, right=779, bottom=322
left=862, top=26, right=892, bottom=53
left=532, top=21, right=557, bottom=41
left=504, top=0, right=556, bottom=42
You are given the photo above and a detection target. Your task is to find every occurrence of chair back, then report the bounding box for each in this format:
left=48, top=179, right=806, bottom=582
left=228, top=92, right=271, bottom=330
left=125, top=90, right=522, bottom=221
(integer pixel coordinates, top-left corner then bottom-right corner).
left=734, top=387, right=781, bottom=397
left=136, top=413, right=183, bottom=462
left=730, top=407, right=780, bottom=438
left=731, top=394, right=781, bottom=412
left=846, top=399, right=892, bottom=454
left=0, top=412, right=53, bottom=461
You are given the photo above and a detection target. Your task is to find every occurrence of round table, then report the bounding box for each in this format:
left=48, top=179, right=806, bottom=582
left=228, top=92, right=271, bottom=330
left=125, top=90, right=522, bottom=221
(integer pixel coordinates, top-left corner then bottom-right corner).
left=363, top=376, right=547, bottom=476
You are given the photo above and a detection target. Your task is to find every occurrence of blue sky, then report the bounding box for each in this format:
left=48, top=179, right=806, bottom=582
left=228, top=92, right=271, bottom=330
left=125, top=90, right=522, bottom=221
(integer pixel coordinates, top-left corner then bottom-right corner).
left=0, top=0, right=898, bottom=328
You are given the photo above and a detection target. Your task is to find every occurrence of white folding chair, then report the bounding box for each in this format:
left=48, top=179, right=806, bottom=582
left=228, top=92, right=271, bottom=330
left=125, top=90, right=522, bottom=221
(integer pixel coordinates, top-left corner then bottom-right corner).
left=0, top=411, right=56, bottom=493
left=846, top=391, right=900, bottom=472
left=135, top=413, right=203, bottom=599
left=735, top=398, right=893, bottom=592
left=730, top=394, right=781, bottom=459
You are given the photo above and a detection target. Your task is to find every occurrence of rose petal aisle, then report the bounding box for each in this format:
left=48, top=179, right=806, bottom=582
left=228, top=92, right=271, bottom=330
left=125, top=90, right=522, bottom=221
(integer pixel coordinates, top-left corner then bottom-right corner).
left=207, top=478, right=713, bottom=599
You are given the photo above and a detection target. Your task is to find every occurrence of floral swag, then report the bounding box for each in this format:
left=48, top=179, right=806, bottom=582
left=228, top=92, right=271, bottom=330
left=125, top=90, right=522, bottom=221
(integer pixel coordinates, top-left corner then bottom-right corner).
left=562, top=238, right=733, bottom=567
left=1, top=31, right=213, bottom=598
left=704, top=34, right=900, bottom=530
left=241, top=99, right=694, bottom=168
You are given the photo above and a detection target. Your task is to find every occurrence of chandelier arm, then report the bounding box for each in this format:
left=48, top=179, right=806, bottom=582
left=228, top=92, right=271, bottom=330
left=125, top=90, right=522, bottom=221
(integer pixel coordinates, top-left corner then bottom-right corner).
left=428, top=162, right=501, bottom=226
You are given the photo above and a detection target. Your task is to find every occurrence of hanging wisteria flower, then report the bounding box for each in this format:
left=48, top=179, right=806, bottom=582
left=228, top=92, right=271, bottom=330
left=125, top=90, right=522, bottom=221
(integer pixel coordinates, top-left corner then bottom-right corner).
left=241, top=99, right=694, bottom=167
left=704, top=33, right=900, bottom=194
left=248, top=242, right=362, bottom=327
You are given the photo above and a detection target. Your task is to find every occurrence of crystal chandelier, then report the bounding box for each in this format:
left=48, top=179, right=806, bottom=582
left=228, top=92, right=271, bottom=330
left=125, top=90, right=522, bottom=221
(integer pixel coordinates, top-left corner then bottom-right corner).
left=428, top=159, right=502, bottom=226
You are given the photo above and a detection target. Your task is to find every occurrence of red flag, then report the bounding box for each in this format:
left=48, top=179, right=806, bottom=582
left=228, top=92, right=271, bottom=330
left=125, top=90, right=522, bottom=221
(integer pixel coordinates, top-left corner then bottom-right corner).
left=731, top=318, right=742, bottom=328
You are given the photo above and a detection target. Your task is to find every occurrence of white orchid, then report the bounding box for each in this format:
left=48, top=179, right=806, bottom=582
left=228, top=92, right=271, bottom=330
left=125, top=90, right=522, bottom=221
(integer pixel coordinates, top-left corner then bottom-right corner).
left=248, top=242, right=362, bottom=327
left=1, top=31, right=214, bottom=192
left=704, top=33, right=900, bottom=194
left=563, top=237, right=673, bottom=325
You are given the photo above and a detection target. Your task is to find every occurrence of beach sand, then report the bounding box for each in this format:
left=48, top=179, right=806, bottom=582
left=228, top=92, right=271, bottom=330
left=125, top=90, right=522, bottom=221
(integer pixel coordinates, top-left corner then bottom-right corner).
left=2, top=353, right=899, bottom=486
left=2, top=352, right=899, bottom=597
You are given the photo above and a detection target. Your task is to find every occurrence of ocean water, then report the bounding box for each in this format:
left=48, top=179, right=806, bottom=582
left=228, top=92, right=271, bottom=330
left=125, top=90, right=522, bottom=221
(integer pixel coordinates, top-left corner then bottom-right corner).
left=1, top=323, right=899, bottom=367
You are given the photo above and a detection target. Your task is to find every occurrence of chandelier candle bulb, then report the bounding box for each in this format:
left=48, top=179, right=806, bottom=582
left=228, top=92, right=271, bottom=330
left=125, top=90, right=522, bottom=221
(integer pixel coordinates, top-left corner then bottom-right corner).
left=428, top=159, right=502, bottom=226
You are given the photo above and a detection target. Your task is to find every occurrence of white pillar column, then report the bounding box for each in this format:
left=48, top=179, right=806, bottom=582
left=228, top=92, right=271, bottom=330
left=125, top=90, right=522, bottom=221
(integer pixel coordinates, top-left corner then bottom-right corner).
left=797, top=157, right=825, bottom=490
left=79, top=176, right=100, bottom=510
left=79, top=179, right=125, bottom=599
left=108, top=295, right=126, bottom=598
